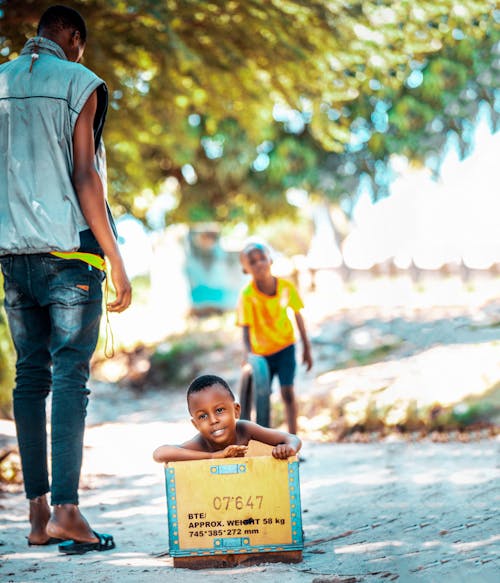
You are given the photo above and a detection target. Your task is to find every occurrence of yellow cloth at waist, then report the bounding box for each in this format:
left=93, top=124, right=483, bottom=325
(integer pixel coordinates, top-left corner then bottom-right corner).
left=50, top=251, right=106, bottom=271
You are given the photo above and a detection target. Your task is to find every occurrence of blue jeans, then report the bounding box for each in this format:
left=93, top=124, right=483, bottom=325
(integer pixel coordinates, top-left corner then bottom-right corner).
left=0, top=254, right=104, bottom=505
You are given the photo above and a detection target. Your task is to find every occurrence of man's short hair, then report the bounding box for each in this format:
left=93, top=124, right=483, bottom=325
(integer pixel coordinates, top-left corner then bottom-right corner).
left=37, top=5, right=87, bottom=43
left=187, top=374, right=235, bottom=406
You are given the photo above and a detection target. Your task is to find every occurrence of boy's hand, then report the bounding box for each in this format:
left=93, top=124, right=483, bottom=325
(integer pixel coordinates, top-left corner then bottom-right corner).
left=241, top=346, right=253, bottom=367
left=272, top=444, right=297, bottom=459
left=303, top=346, right=313, bottom=371
left=241, top=359, right=252, bottom=371
left=212, top=445, right=248, bottom=459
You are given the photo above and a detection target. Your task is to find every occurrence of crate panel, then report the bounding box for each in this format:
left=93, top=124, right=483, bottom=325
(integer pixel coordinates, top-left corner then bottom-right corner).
left=165, top=455, right=303, bottom=557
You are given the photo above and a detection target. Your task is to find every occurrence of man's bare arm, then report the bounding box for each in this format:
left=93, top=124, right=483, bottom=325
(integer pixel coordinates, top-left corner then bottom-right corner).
left=72, top=90, right=131, bottom=312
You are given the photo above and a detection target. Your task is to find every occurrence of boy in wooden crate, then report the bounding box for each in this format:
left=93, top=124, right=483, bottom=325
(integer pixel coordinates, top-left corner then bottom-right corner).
left=153, top=374, right=301, bottom=463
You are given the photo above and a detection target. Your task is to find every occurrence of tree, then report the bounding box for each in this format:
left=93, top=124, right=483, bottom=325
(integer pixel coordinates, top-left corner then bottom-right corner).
left=1, top=0, right=498, bottom=220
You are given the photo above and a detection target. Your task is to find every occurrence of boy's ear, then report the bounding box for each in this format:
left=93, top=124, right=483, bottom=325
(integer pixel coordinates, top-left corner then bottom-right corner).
left=190, top=417, right=198, bottom=429
left=241, top=266, right=248, bottom=274
left=234, top=402, right=241, bottom=419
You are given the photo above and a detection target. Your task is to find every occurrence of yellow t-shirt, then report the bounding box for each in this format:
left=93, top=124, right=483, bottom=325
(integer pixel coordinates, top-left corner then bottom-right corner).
left=237, top=278, right=304, bottom=356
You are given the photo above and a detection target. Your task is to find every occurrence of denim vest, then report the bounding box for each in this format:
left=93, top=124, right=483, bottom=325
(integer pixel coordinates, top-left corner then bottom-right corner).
left=0, top=37, right=109, bottom=255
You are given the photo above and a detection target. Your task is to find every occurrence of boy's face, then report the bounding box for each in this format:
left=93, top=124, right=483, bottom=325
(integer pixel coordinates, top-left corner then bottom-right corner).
left=189, top=384, right=241, bottom=448
left=241, top=247, right=272, bottom=279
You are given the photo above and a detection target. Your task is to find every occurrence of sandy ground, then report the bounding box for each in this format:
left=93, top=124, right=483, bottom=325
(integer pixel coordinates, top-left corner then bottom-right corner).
left=0, top=380, right=499, bottom=583
left=2, top=276, right=500, bottom=582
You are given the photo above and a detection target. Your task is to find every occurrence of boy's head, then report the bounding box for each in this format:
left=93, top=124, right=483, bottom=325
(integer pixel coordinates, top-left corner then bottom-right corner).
left=239, top=241, right=272, bottom=277
left=187, top=375, right=241, bottom=446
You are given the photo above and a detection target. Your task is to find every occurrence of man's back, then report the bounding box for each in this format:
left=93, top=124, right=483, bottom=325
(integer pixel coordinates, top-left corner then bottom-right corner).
left=0, top=36, right=106, bottom=254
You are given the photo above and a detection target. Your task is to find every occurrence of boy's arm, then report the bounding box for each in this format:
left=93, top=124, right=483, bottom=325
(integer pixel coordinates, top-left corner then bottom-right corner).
left=295, top=311, right=313, bottom=371
left=153, top=441, right=248, bottom=463
left=240, top=420, right=302, bottom=460
left=73, top=90, right=132, bottom=313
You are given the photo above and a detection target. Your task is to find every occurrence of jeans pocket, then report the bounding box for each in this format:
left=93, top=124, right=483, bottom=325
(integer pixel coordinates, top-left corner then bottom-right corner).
left=42, top=257, right=92, bottom=306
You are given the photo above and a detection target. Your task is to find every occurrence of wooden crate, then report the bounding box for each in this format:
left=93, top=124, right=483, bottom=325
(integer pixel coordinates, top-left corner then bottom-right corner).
left=164, top=447, right=303, bottom=569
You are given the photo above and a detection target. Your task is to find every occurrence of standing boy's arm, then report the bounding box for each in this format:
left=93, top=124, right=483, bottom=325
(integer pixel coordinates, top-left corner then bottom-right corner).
left=295, top=311, right=313, bottom=371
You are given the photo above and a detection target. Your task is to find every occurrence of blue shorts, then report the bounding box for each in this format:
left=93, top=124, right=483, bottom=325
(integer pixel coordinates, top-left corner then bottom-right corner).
left=264, top=344, right=296, bottom=387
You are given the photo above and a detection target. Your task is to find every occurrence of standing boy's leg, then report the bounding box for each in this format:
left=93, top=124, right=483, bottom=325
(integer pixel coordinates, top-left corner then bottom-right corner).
left=0, top=256, right=54, bottom=543
left=238, top=362, right=253, bottom=421
left=42, top=256, right=104, bottom=542
left=248, top=354, right=272, bottom=427
left=276, top=344, right=298, bottom=435
left=280, top=385, right=298, bottom=435
left=49, top=290, right=101, bottom=506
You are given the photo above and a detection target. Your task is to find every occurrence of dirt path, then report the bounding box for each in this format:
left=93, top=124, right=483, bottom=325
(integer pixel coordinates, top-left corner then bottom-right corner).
left=0, top=382, right=498, bottom=582
left=2, top=290, right=500, bottom=582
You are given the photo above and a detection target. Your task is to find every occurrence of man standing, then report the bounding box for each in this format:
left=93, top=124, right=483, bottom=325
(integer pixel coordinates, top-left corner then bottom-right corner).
left=0, top=5, right=132, bottom=553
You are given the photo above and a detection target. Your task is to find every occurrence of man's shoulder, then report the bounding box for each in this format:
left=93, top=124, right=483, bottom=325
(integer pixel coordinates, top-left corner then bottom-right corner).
left=0, top=54, right=26, bottom=74
left=58, top=58, right=103, bottom=83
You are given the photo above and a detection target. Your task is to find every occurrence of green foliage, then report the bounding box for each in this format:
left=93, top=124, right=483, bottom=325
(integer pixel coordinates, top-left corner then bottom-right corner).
left=348, top=344, right=400, bottom=368
left=1, top=0, right=497, bottom=221
left=145, top=315, right=236, bottom=387
left=148, top=338, right=203, bottom=387
left=253, top=216, right=314, bottom=257
left=0, top=274, right=14, bottom=417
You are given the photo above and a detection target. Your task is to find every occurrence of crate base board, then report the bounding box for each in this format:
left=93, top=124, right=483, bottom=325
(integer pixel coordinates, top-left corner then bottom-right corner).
left=173, top=549, right=302, bottom=569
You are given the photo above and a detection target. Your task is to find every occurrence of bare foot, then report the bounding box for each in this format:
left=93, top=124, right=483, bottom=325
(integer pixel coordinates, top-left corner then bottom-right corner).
left=46, top=505, right=99, bottom=543
left=28, top=495, right=51, bottom=545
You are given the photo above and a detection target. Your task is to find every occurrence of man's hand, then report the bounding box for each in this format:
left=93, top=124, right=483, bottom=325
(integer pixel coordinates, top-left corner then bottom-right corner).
left=107, top=258, right=132, bottom=313
left=272, top=443, right=297, bottom=459
left=212, top=445, right=248, bottom=459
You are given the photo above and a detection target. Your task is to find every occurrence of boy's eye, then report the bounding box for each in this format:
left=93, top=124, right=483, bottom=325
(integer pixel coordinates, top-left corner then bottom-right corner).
left=216, top=407, right=224, bottom=414
left=199, top=413, right=207, bottom=420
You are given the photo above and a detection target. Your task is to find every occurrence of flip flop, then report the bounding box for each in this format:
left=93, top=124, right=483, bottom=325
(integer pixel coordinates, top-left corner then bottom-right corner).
left=28, top=537, right=64, bottom=546
left=58, top=531, right=115, bottom=555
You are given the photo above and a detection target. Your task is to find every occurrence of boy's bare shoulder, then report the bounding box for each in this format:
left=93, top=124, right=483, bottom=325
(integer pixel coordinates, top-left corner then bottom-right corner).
left=181, top=434, right=209, bottom=452
left=235, top=419, right=254, bottom=441
left=235, top=421, right=273, bottom=455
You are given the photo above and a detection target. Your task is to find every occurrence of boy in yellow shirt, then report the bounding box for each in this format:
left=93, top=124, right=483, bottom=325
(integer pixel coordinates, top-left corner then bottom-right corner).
left=237, top=242, right=313, bottom=434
